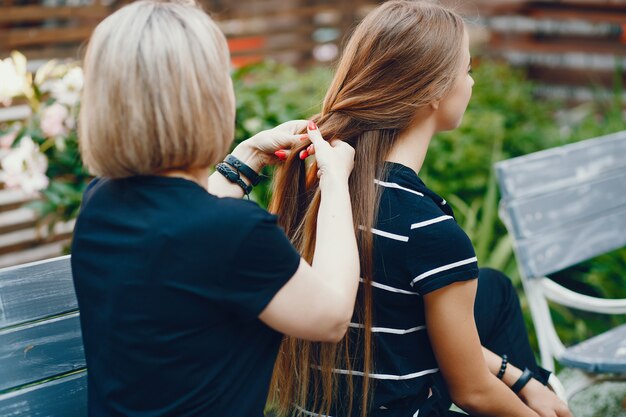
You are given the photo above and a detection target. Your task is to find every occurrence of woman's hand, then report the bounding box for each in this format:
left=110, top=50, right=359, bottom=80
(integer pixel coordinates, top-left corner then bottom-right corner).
left=232, top=120, right=309, bottom=173
left=520, top=379, right=573, bottom=417
left=304, top=121, right=355, bottom=186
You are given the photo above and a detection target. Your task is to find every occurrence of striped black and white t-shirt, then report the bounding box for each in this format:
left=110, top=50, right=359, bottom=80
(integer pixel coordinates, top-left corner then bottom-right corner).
left=301, top=162, right=479, bottom=417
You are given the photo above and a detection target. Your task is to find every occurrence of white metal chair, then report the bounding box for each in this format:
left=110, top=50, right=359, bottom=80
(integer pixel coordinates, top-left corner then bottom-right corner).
left=495, top=130, right=626, bottom=400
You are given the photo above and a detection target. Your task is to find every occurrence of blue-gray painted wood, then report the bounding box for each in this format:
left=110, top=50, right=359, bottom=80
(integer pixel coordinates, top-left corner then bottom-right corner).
left=496, top=130, right=626, bottom=200
left=496, top=130, right=626, bottom=278
left=503, top=170, right=626, bottom=240
left=0, top=256, right=77, bottom=329
left=0, top=312, right=85, bottom=392
left=560, top=324, right=626, bottom=373
left=511, top=204, right=626, bottom=278
left=0, top=370, right=87, bottom=417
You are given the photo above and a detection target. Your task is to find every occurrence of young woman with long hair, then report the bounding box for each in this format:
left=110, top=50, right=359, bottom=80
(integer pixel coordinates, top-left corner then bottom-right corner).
left=269, top=2, right=573, bottom=417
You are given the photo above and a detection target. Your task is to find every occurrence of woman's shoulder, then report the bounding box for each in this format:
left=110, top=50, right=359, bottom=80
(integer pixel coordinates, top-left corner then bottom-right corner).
left=212, top=197, right=276, bottom=220
left=201, top=197, right=280, bottom=239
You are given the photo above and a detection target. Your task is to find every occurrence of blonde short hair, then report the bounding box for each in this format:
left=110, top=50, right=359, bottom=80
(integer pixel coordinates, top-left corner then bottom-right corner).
left=79, top=0, right=235, bottom=178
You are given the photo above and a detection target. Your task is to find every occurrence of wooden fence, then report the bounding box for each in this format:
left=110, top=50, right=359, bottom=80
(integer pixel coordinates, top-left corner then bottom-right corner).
left=483, top=1, right=626, bottom=101
left=0, top=0, right=625, bottom=267
left=0, top=0, right=377, bottom=66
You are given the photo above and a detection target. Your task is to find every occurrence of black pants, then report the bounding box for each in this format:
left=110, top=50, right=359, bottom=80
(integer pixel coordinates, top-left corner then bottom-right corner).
left=434, top=268, right=550, bottom=416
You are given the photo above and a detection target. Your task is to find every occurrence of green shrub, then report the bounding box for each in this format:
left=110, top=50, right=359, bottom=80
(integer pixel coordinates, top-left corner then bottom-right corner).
left=231, top=60, right=626, bottom=352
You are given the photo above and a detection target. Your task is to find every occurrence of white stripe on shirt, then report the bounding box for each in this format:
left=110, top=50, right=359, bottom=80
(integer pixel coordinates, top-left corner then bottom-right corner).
left=410, top=215, right=453, bottom=229
left=374, top=179, right=425, bottom=197
left=359, top=225, right=409, bottom=242
left=359, top=278, right=420, bottom=295
left=410, top=257, right=478, bottom=286
left=314, top=366, right=439, bottom=380
left=349, top=323, right=426, bottom=334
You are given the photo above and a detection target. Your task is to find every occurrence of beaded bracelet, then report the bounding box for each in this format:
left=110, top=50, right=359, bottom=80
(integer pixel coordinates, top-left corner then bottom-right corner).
left=497, top=354, right=508, bottom=379
left=224, top=154, right=262, bottom=186
left=216, top=162, right=252, bottom=197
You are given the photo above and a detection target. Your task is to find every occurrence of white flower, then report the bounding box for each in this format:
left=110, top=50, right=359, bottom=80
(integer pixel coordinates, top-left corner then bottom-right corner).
left=0, top=56, right=27, bottom=106
left=0, top=136, right=49, bottom=195
left=49, top=67, right=83, bottom=106
left=243, top=117, right=263, bottom=133
left=40, top=103, right=70, bottom=137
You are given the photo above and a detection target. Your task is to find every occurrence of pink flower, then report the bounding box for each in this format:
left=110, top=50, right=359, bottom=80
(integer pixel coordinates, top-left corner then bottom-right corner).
left=40, top=103, right=69, bottom=138
left=0, top=131, right=17, bottom=149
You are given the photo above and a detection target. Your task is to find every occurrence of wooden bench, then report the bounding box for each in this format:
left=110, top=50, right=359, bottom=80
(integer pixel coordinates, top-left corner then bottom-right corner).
left=0, top=255, right=86, bottom=416
left=495, top=130, right=626, bottom=399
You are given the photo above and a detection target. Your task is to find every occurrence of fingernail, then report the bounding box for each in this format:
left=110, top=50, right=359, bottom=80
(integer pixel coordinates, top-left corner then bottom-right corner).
left=299, top=150, right=309, bottom=160
left=307, top=145, right=313, bottom=153
left=300, top=134, right=309, bottom=141
left=308, top=120, right=317, bottom=131
left=274, top=150, right=287, bottom=160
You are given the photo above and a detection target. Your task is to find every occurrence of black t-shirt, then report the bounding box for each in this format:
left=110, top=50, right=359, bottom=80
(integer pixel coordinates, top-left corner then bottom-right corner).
left=71, top=175, right=301, bottom=417
left=300, top=162, right=479, bottom=417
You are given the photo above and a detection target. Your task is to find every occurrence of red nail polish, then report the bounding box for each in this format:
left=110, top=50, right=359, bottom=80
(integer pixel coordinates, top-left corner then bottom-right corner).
left=299, top=150, right=309, bottom=160
left=308, top=120, right=317, bottom=131
left=274, top=150, right=287, bottom=160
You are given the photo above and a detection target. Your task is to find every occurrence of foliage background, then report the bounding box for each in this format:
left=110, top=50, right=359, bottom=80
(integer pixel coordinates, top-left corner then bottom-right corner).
left=233, top=59, right=626, bottom=354
left=1, top=55, right=625, bottom=359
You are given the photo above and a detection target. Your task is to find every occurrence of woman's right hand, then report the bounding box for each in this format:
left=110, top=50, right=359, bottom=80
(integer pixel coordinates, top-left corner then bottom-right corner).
left=305, top=121, right=355, bottom=186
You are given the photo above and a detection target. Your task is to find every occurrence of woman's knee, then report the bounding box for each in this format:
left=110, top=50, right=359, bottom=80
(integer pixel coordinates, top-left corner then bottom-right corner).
left=477, top=268, right=517, bottom=302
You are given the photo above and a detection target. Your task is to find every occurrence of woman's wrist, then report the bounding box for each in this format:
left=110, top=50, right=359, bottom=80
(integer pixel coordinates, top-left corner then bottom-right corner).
left=231, top=141, right=264, bottom=174
left=319, top=173, right=350, bottom=192
left=518, top=376, right=544, bottom=403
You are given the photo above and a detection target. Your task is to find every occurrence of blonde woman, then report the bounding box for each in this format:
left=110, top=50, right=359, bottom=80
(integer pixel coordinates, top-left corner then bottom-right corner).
left=270, top=2, right=573, bottom=417
left=71, top=1, right=359, bottom=416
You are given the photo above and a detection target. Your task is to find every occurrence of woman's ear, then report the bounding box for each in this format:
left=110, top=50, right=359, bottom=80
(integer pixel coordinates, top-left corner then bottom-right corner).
left=430, top=100, right=440, bottom=111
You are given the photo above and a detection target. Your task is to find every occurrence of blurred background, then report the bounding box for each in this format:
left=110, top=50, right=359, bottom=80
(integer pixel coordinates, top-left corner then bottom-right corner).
left=0, top=1, right=625, bottom=415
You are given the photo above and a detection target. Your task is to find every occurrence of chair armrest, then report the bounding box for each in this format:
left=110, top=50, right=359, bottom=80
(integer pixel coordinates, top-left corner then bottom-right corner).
left=541, top=278, right=626, bottom=314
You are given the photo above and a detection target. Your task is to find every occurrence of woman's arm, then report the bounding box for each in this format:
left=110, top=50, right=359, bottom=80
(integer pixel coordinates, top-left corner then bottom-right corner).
left=208, top=120, right=308, bottom=197
left=424, top=279, right=540, bottom=417
left=258, top=123, right=360, bottom=342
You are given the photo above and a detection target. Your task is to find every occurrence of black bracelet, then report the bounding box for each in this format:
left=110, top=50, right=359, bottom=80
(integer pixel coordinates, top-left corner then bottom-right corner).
left=497, top=354, right=508, bottom=379
left=224, top=154, right=262, bottom=186
left=511, top=367, right=534, bottom=394
left=216, top=163, right=252, bottom=197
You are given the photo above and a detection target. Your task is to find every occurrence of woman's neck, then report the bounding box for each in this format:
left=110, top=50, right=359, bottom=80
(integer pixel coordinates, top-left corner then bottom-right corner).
left=385, top=117, right=437, bottom=176
left=159, top=167, right=210, bottom=189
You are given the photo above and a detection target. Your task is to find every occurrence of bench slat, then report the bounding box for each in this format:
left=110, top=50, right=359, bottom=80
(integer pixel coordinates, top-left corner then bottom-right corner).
left=496, top=130, right=626, bottom=199
left=515, top=205, right=626, bottom=278
left=0, top=256, right=77, bottom=329
left=0, top=370, right=86, bottom=417
left=561, top=324, right=626, bottom=373
left=504, top=170, right=626, bottom=239
left=0, top=312, right=84, bottom=392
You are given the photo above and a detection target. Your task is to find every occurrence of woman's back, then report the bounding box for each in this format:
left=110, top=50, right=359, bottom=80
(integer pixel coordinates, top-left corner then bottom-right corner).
left=298, top=163, right=478, bottom=417
left=72, top=176, right=301, bottom=416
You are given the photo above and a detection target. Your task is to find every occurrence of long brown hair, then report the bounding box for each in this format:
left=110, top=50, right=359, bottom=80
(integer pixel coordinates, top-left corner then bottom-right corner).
left=269, top=2, right=465, bottom=416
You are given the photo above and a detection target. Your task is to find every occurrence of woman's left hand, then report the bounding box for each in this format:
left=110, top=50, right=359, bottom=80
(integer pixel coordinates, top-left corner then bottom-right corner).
left=520, top=379, right=573, bottom=417
left=232, top=120, right=309, bottom=173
